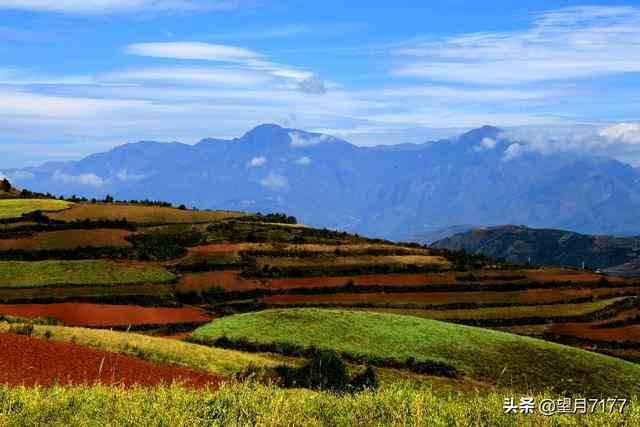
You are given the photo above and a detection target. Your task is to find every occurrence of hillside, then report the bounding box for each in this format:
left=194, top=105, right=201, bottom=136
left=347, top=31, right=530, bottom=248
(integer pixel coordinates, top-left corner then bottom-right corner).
left=6, top=124, right=640, bottom=240
left=192, top=308, right=640, bottom=396
left=432, top=225, right=640, bottom=272
left=2, top=190, right=640, bottom=422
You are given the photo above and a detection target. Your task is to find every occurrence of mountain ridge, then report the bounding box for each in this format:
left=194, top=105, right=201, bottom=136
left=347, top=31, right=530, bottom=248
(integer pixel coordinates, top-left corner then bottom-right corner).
left=6, top=123, right=640, bottom=240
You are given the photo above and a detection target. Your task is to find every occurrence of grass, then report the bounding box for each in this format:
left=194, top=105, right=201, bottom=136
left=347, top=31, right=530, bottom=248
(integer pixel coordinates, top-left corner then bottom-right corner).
left=0, top=199, right=71, bottom=220
left=47, top=203, right=243, bottom=224
left=0, top=322, right=275, bottom=376
left=193, top=308, right=640, bottom=396
left=0, top=382, right=637, bottom=426
left=0, top=260, right=175, bottom=288
left=348, top=298, right=625, bottom=320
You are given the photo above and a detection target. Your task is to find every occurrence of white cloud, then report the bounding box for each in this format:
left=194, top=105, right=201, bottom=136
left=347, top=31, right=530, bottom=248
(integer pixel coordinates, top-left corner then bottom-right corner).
left=259, top=172, right=287, bottom=189
left=289, top=131, right=334, bottom=147
left=7, top=171, right=35, bottom=180
left=53, top=170, right=104, bottom=187
left=247, top=156, right=267, bottom=168
left=105, top=67, right=268, bottom=86
left=474, top=137, right=497, bottom=151
left=393, top=6, right=640, bottom=84
left=500, top=123, right=640, bottom=165
left=0, top=1, right=238, bottom=15
left=124, top=41, right=319, bottom=86
left=293, top=156, right=311, bottom=165
left=598, top=123, right=640, bottom=144
left=297, top=76, right=327, bottom=95
left=0, top=90, right=148, bottom=118
left=502, top=143, right=527, bottom=161
left=116, top=169, right=146, bottom=181
left=125, top=42, right=261, bottom=62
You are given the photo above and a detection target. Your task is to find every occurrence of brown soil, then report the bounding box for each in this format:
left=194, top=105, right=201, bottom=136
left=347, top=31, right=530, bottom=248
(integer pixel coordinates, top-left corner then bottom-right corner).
left=549, top=322, right=640, bottom=342
left=0, top=283, right=173, bottom=302
left=0, top=332, right=224, bottom=388
left=0, top=303, right=212, bottom=327
left=0, top=229, right=132, bottom=250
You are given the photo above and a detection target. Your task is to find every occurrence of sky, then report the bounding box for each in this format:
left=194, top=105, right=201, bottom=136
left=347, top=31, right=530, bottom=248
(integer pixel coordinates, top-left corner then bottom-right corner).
left=1, top=0, right=640, bottom=168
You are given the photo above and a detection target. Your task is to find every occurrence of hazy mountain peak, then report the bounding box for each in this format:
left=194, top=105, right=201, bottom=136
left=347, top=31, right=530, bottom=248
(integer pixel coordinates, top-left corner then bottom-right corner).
left=458, top=125, right=503, bottom=142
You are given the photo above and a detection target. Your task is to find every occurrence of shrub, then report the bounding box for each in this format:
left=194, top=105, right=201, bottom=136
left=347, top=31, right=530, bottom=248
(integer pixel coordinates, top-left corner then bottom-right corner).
left=274, top=350, right=377, bottom=393
left=8, top=323, right=34, bottom=336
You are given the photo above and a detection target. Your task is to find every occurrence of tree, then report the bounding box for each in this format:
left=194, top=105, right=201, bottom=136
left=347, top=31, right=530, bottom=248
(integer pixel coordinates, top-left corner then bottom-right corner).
left=0, top=178, right=11, bottom=192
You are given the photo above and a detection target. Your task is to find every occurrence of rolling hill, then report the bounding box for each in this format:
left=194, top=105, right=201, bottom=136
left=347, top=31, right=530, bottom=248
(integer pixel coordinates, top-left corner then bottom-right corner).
left=192, top=308, right=640, bottom=396
left=432, top=225, right=640, bottom=272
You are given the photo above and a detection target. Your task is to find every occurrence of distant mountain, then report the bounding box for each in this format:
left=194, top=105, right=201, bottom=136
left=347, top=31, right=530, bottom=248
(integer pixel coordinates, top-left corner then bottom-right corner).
left=432, top=225, right=640, bottom=272
left=6, top=123, right=640, bottom=240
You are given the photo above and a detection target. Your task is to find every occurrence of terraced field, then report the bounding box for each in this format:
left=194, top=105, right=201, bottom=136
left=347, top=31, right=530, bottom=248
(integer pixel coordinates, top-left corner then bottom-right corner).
left=256, top=255, right=450, bottom=268
left=0, top=199, right=71, bottom=219
left=0, top=229, right=132, bottom=250
left=0, top=260, right=175, bottom=288
left=0, top=303, right=212, bottom=327
left=1, top=195, right=639, bottom=393
left=47, top=203, right=243, bottom=223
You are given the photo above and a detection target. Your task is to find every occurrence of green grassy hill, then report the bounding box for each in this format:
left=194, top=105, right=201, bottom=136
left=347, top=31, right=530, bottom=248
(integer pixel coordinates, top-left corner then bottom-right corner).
left=193, top=308, right=640, bottom=396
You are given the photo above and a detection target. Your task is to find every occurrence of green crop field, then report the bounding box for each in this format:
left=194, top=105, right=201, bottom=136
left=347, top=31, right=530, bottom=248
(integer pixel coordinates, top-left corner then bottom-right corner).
left=1, top=382, right=637, bottom=426
left=193, top=308, right=640, bottom=396
left=0, top=260, right=176, bottom=288
left=0, top=199, right=71, bottom=219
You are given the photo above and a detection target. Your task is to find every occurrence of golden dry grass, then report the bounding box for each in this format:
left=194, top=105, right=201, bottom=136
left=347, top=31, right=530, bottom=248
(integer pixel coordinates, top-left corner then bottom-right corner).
left=348, top=298, right=624, bottom=321
left=257, top=255, right=450, bottom=268
left=0, top=199, right=72, bottom=219
left=47, top=203, right=243, bottom=224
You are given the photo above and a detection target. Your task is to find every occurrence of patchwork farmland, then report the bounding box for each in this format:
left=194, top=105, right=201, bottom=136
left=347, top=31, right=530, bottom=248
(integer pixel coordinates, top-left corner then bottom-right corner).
left=1, top=195, right=640, bottom=422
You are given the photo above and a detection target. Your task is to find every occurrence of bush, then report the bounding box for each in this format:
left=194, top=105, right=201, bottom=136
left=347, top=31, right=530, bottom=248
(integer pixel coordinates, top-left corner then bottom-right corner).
left=275, top=350, right=377, bottom=393
left=8, top=323, right=34, bottom=336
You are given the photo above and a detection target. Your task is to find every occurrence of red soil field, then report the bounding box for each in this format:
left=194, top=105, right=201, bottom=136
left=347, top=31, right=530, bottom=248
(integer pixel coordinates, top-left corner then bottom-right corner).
left=0, top=333, right=224, bottom=388
left=549, top=322, right=640, bottom=342
left=525, top=270, right=626, bottom=284
left=0, top=303, right=212, bottom=327
left=259, top=287, right=640, bottom=306
left=179, top=271, right=267, bottom=292
left=178, top=270, right=637, bottom=294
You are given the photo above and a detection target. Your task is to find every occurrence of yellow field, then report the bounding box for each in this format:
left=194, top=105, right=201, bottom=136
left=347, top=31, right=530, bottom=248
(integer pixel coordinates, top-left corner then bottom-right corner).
left=257, top=255, right=451, bottom=268
left=47, top=203, right=244, bottom=223
left=349, top=298, right=624, bottom=320
left=0, top=199, right=72, bottom=219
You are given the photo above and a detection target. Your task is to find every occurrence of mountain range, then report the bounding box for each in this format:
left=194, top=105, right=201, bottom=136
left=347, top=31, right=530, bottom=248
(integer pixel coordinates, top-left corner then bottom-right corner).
left=6, top=123, right=640, bottom=241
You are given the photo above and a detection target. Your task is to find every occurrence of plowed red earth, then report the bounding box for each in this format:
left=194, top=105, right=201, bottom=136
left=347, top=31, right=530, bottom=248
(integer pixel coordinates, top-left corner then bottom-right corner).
left=550, top=323, right=640, bottom=342
left=0, top=333, right=224, bottom=388
left=0, top=303, right=212, bottom=327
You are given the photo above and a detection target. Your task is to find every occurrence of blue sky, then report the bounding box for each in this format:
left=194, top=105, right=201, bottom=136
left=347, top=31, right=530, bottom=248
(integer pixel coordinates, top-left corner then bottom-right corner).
left=1, top=0, right=640, bottom=168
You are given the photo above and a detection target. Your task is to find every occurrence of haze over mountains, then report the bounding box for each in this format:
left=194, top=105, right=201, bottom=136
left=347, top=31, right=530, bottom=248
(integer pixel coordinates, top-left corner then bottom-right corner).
left=6, top=124, right=640, bottom=241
